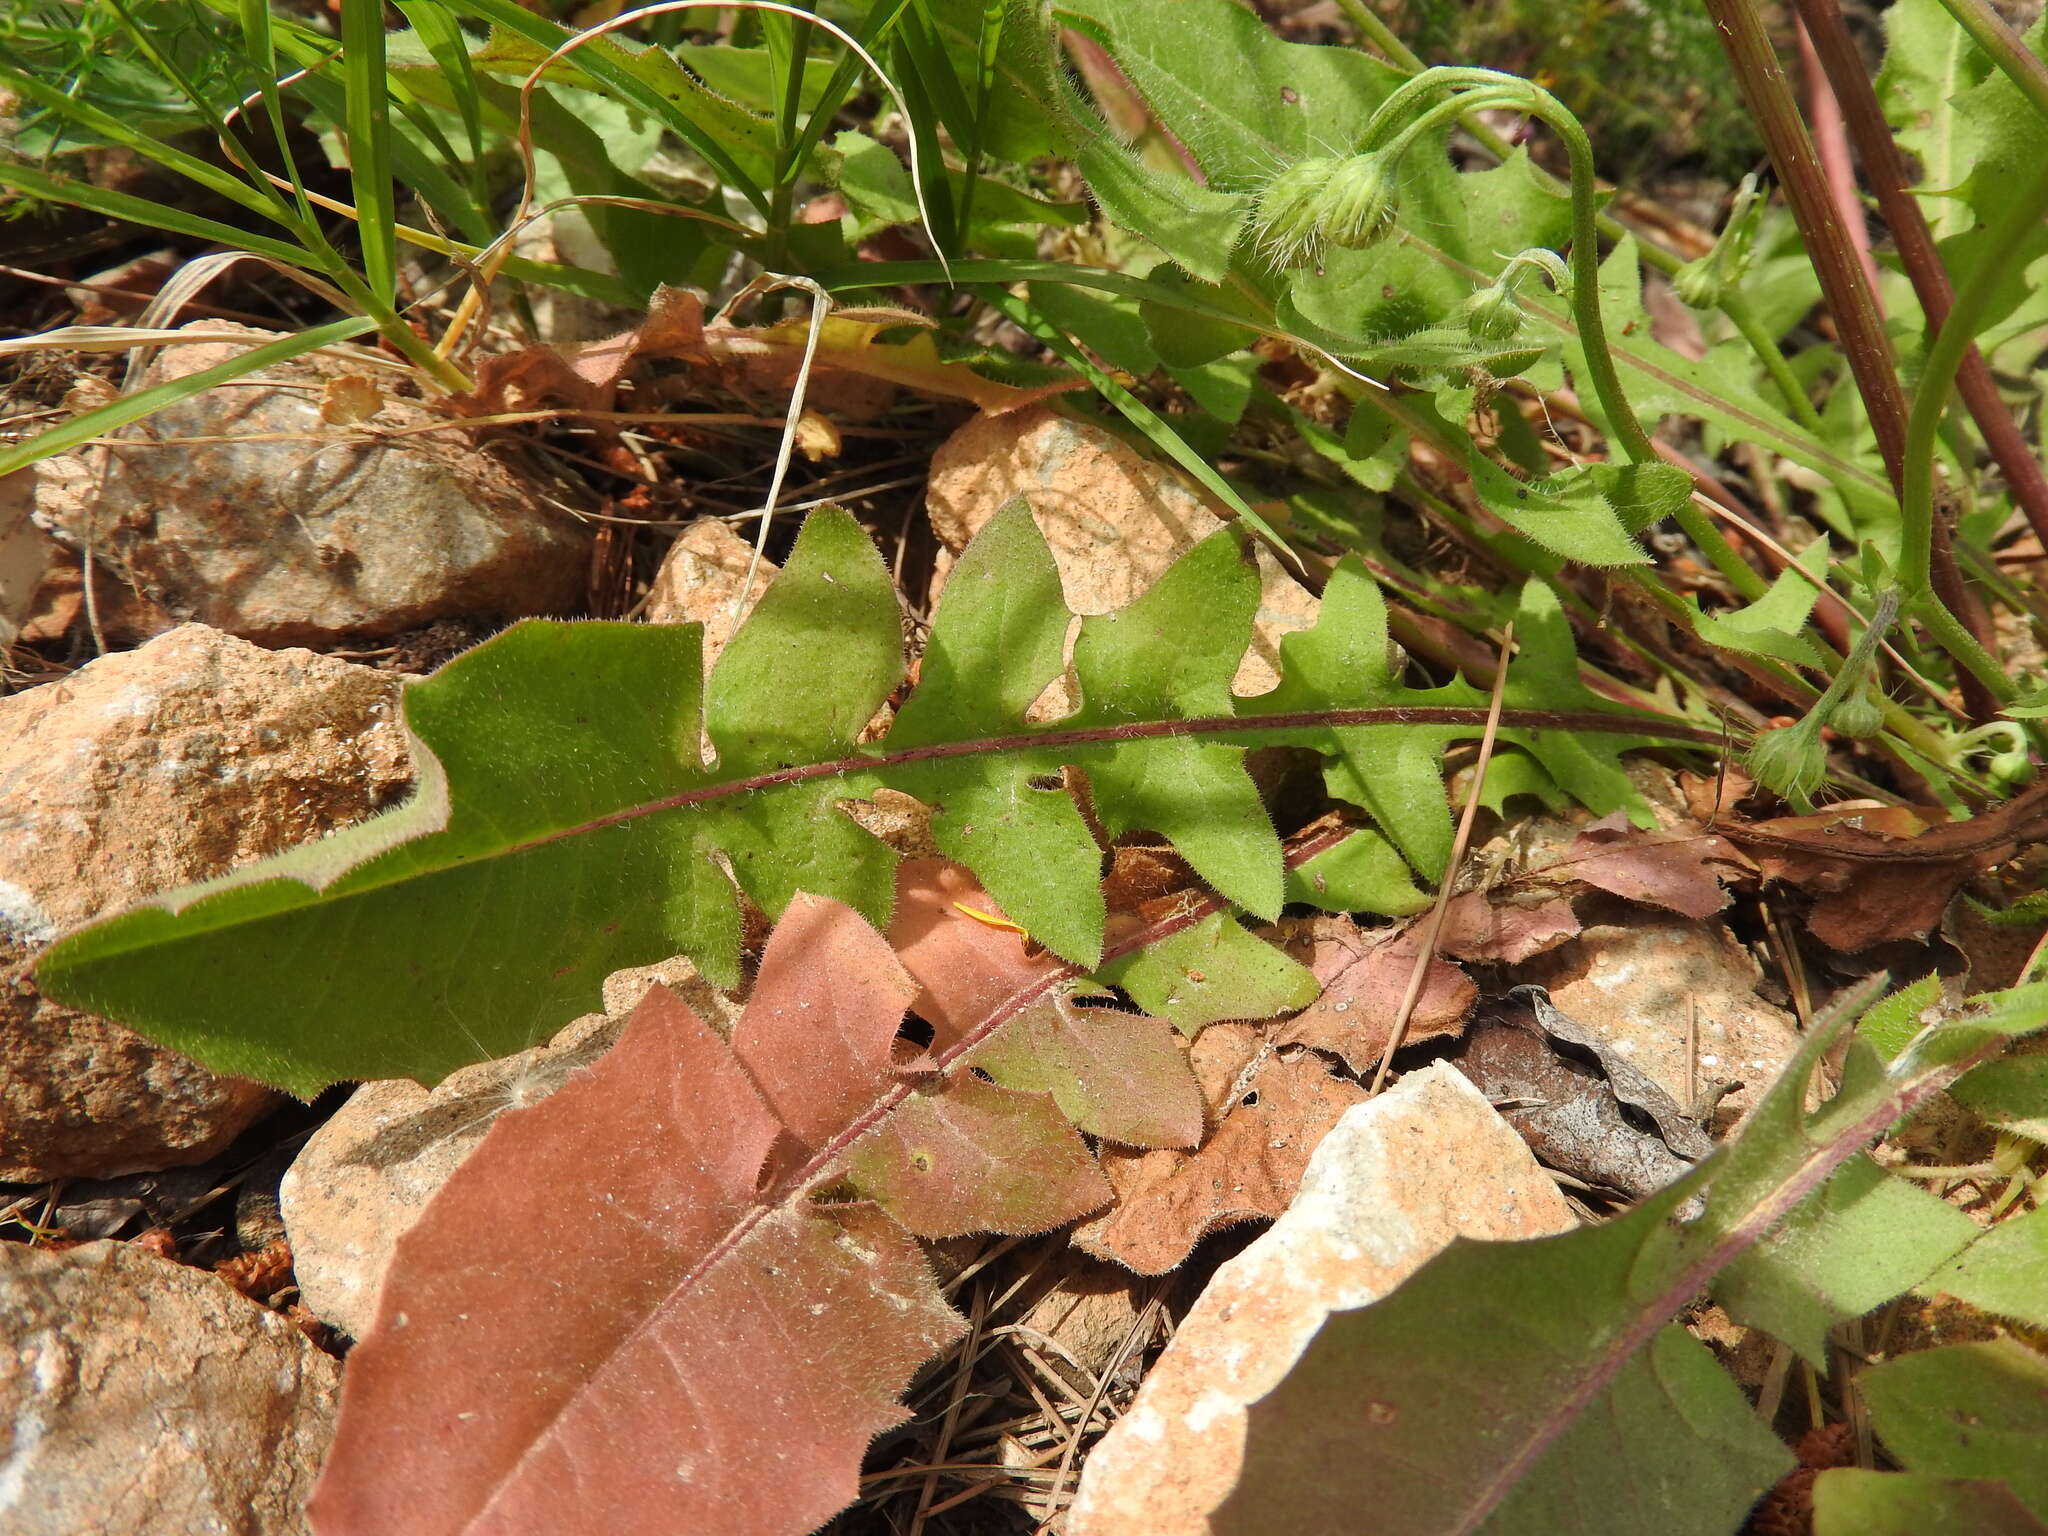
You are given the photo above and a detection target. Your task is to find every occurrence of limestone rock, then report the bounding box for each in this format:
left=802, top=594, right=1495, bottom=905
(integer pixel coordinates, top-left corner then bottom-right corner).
left=1524, top=906, right=1803, bottom=1125
left=641, top=515, right=778, bottom=667
left=1068, top=1064, right=1577, bottom=1536
left=31, top=323, right=590, bottom=645
left=925, top=406, right=1316, bottom=705
left=283, top=955, right=727, bottom=1338
left=0, top=1239, right=339, bottom=1536
left=0, top=624, right=412, bottom=1179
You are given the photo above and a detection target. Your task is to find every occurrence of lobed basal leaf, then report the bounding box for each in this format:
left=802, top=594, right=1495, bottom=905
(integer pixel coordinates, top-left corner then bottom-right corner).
left=38, top=500, right=1704, bottom=1097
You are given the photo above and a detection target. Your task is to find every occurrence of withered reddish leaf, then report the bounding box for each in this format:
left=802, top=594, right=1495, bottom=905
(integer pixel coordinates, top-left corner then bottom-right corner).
left=457, top=285, right=708, bottom=416
left=1270, top=915, right=1474, bottom=1074
left=845, top=1071, right=1110, bottom=1236
left=896, top=860, right=1202, bottom=1148
left=1438, top=890, right=1582, bottom=963
left=1071, top=1024, right=1368, bottom=1274
left=733, top=891, right=921, bottom=1152
left=968, top=999, right=1204, bottom=1149
left=1711, top=786, right=2048, bottom=949
left=308, top=893, right=1105, bottom=1536
left=1552, top=813, right=1753, bottom=919
left=890, top=858, right=1064, bottom=1050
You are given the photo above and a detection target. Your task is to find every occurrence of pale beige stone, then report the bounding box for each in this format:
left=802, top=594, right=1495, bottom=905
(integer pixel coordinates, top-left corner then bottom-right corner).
left=1068, top=1064, right=1576, bottom=1536
left=925, top=407, right=1317, bottom=706
left=0, top=1240, right=339, bottom=1536
left=641, top=515, right=778, bottom=667
left=1525, top=909, right=1802, bottom=1122
left=0, top=624, right=412, bottom=1179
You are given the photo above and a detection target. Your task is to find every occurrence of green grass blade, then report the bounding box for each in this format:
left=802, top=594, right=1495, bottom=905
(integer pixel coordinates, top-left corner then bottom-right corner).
left=981, top=287, right=1297, bottom=566
left=778, top=0, right=913, bottom=185
left=0, top=161, right=321, bottom=268
left=448, top=0, right=771, bottom=215
left=236, top=0, right=314, bottom=220
left=339, top=0, right=398, bottom=303
left=0, top=59, right=295, bottom=229
left=395, top=0, right=486, bottom=172
left=0, top=318, right=378, bottom=480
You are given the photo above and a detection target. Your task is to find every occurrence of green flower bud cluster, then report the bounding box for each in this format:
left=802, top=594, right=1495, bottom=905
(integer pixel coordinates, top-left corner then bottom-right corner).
left=1251, top=152, right=1400, bottom=269
left=1744, top=588, right=1900, bottom=809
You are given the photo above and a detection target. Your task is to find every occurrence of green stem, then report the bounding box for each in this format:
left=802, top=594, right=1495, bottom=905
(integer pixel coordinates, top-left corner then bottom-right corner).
left=1932, top=0, right=2048, bottom=121
left=1899, top=156, right=2048, bottom=604
left=1366, top=70, right=1659, bottom=468
left=1724, top=295, right=1824, bottom=432
left=1915, top=593, right=2014, bottom=703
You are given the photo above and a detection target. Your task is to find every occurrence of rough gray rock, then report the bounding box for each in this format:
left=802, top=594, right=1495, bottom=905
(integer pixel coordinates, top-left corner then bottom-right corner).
left=0, top=1239, right=339, bottom=1536
left=0, top=624, right=412, bottom=1179
left=32, top=323, right=590, bottom=645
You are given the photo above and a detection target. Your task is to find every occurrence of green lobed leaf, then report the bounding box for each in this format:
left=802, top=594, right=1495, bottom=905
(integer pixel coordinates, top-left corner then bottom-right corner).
left=1093, top=911, right=1318, bottom=1037
left=1950, top=1054, right=2048, bottom=1141
left=1861, top=1340, right=2048, bottom=1521
left=1281, top=827, right=1431, bottom=918
left=1815, top=1471, right=2048, bottom=1536
left=1859, top=974, right=1946, bottom=1061
left=1921, top=1206, right=2048, bottom=1330
left=38, top=505, right=1709, bottom=1096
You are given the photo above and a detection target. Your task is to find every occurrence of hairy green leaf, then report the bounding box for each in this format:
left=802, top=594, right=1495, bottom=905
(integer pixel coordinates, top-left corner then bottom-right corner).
left=1922, top=1206, right=2048, bottom=1330
left=38, top=505, right=1709, bottom=1096
left=1218, top=984, right=2048, bottom=1532
left=1861, top=1340, right=2048, bottom=1521
left=1713, top=1153, right=1978, bottom=1364
left=1815, top=1471, right=2048, bottom=1536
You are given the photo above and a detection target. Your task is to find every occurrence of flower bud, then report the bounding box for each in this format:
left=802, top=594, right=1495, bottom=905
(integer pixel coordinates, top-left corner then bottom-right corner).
left=1252, top=152, right=1399, bottom=268
left=1828, top=680, right=1886, bottom=740
left=1990, top=748, right=2036, bottom=789
left=1672, top=254, right=1727, bottom=310
left=1745, top=720, right=1828, bottom=810
left=1462, top=281, right=1524, bottom=343
left=1319, top=152, right=1400, bottom=252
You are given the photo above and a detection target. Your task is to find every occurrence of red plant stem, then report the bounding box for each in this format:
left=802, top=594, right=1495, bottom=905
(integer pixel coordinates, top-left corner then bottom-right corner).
left=1704, top=0, right=1999, bottom=720
left=490, top=706, right=1728, bottom=864
left=1795, top=16, right=1880, bottom=295
left=1792, top=0, right=2048, bottom=557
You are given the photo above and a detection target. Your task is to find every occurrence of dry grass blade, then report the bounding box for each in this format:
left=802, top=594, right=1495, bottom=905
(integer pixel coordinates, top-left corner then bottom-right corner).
left=1369, top=620, right=1516, bottom=1096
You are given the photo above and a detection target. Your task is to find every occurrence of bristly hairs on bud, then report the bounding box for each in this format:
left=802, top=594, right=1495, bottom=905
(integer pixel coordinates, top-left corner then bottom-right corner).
left=1461, top=248, right=1573, bottom=342
left=1250, top=151, right=1400, bottom=269
left=1673, top=173, right=1766, bottom=310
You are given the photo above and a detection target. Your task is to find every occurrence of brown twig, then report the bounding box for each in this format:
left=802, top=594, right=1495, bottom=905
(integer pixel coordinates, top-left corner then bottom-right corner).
left=1368, top=621, right=1516, bottom=1096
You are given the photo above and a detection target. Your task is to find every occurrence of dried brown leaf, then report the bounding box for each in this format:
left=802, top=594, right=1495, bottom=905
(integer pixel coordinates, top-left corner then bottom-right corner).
left=1071, top=1024, right=1369, bottom=1274
left=1438, top=890, right=1583, bottom=963
left=1550, top=812, right=1753, bottom=919
left=1269, top=914, right=1474, bottom=1074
